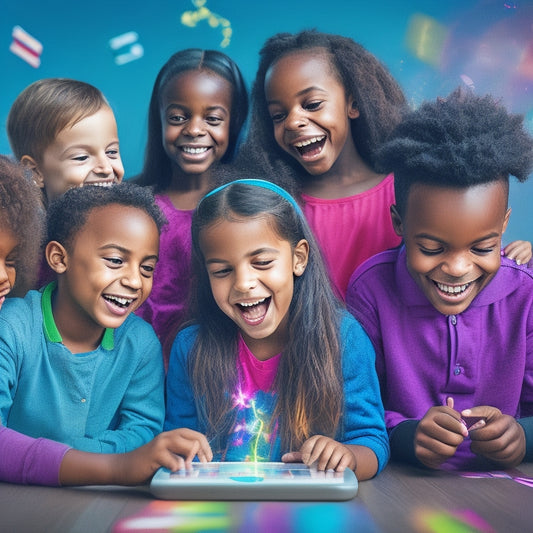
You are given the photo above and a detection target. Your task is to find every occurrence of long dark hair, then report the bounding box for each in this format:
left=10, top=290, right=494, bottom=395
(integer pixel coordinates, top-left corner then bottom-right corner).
left=135, top=49, right=248, bottom=192
left=188, top=180, right=344, bottom=452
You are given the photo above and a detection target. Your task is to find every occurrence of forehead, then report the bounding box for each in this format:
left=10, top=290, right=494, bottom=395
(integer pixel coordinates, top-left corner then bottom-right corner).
left=161, top=69, right=233, bottom=105
left=404, top=182, right=508, bottom=235
left=73, top=204, right=158, bottom=247
left=265, top=49, right=339, bottom=91
left=200, top=215, right=284, bottom=254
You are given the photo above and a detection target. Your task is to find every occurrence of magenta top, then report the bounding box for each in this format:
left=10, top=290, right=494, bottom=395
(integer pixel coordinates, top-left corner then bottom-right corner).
left=301, top=173, right=400, bottom=300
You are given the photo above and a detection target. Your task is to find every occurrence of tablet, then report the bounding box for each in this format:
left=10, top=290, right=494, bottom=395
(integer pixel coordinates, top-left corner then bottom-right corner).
left=150, top=462, right=358, bottom=501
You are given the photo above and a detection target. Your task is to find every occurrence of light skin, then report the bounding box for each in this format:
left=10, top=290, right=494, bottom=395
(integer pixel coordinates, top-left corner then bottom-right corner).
left=21, top=106, right=124, bottom=206
left=159, top=69, right=232, bottom=210
left=199, top=214, right=375, bottom=475
left=264, top=49, right=384, bottom=199
left=0, top=228, right=18, bottom=309
left=392, top=180, right=526, bottom=469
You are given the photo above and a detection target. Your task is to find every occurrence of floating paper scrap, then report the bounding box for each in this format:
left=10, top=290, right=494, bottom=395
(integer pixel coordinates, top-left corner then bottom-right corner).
left=10, top=26, right=42, bottom=68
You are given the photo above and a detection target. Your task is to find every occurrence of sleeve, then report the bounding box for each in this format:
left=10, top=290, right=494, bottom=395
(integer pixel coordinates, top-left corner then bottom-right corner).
left=0, top=425, right=70, bottom=486
left=70, top=330, right=165, bottom=453
left=164, top=326, right=201, bottom=433
left=339, top=312, right=390, bottom=473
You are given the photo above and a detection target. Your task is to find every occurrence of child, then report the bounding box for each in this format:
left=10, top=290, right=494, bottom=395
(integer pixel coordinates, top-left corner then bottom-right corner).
left=346, top=88, right=533, bottom=471
left=134, top=49, right=249, bottom=368
left=0, top=155, right=44, bottom=303
left=7, top=78, right=124, bottom=208
left=0, top=181, right=212, bottom=487
left=7, top=78, right=125, bottom=288
left=164, top=179, right=389, bottom=480
left=237, top=29, right=531, bottom=298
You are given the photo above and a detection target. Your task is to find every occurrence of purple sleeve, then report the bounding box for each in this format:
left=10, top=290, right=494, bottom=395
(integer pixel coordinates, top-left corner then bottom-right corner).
left=0, top=426, right=70, bottom=486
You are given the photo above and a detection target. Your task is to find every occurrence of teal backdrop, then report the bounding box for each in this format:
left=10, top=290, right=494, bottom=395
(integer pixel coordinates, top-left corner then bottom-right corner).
left=1, top=0, right=532, bottom=241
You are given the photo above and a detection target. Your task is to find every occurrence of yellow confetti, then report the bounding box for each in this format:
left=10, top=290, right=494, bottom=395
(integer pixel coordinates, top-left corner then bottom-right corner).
left=180, top=0, right=233, bottom=48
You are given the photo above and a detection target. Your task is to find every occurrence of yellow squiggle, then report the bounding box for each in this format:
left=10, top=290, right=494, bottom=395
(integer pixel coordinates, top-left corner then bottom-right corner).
left=181, top=0, right=232, bottom=48
left=250, top=400, right=265, bottom=463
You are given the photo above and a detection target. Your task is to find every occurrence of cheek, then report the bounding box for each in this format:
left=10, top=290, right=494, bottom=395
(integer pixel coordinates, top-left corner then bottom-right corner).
left=407, top=250, right=437, bottom=275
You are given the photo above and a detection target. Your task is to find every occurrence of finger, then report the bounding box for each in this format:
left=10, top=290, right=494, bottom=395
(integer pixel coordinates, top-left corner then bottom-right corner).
left=282, top=451, right=303, bottom=463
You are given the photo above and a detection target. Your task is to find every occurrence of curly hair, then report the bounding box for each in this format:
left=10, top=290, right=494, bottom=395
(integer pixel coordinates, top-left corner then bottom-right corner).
left=0, top=155, right=45, bottom=296
left=375, top=88, right=533, bottom=217
left=134, top=48, right=249, bottom=192
left=235, top=29, right=406, bottom=190
left=7, top=78, right=109, bottom=163
left=46, top=182, right=166, bottom=251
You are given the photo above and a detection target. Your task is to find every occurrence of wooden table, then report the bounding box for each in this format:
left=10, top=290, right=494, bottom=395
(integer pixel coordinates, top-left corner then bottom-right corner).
left=2, top=462, right=532, bottom=532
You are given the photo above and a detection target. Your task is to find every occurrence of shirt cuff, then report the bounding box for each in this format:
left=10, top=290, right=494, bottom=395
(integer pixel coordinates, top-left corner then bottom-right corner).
left=517, top=417, right=533, bottom=461
left=389, top=419, right=425, bottom=466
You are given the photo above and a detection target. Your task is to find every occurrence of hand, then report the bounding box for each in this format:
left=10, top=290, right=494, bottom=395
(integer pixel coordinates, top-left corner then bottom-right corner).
left=114, top=428, right=213, bottom=485
left=503, top=240, right=532, bottom=266
left=464, top=406, right=526, bottom=468
left=281, top=435, right=356, bottom=472
left=414, top=399, right=467, bottom=469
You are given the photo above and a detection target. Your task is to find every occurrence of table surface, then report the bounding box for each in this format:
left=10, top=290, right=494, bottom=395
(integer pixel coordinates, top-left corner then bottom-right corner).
left=2, top=462, right=532, bottom=533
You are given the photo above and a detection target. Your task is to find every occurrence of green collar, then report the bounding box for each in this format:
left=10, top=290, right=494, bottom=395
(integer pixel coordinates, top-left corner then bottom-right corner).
left=41, top=281, right=115, bottom=350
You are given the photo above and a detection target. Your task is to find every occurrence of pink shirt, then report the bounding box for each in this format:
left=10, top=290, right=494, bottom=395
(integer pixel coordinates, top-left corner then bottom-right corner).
left=301, top=173, right=401, bottom=299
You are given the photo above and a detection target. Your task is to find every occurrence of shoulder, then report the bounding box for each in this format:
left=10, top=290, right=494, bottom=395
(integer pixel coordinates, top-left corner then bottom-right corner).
left=0, top=289, right=42, bottom=326
left=170, top=324, right=199, bottom=357
left=338, top=310, right=373, bottom=348
left=115, top=313, right=160, bottom=345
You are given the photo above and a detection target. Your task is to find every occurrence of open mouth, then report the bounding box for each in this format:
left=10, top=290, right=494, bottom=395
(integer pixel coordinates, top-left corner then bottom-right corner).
left=293, top=136, right=326, bottom=158
left=434, top=281, right=471, bottom=297
left=236, top=297, right=271, bottom=325
left=103, top=294, right=134, bottom=309
left=181, top=146, right=210, bottom=155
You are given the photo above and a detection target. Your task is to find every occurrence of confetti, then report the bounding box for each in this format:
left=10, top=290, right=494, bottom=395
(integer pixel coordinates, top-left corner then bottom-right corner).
left=10, top=26, right=42, bottom=68
left=181, top=0, right=232, bottom=48
left=405, top=14, right=448, bottom=68
left=108, top=31, right=144, bottom=66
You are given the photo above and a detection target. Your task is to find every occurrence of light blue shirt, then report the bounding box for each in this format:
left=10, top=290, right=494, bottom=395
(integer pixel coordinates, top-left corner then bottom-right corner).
left=0, top=283, right=165, bottom=453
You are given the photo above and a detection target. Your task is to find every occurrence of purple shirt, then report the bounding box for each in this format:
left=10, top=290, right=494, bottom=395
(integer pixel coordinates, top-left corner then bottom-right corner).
left=135, top=195, right=194, bottom=369
left=346, top=246, right=533, bottom=469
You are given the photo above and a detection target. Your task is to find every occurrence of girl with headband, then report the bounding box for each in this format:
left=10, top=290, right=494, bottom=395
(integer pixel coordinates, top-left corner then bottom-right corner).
left=164, top=179, right=388, bottom=479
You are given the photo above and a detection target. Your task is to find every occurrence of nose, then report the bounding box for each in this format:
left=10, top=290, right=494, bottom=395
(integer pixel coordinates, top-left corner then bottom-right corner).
left=122, top=265, right=143, bottom=290
left=441, top=252, right=472, bottom=278
left=233, top=265, right=257, bottom=293
left=183, top=116, right=205, bottom=137
left=93, top=154, right=113, bottom=176
left=285, top=108, right=308, bottom=130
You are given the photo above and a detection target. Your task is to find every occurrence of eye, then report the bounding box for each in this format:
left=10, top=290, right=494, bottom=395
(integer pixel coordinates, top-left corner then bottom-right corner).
left=141, top=263, right=155, bottom=277
left=106, top=148, right=119, bottom=157
left=167, top=112, right=187, bottom=124
left=270, top=111, right=286, bottom=123
left=72, top=155, right=89, bottom=162
left=205, top=115, right=224, bottom=125
left=104, top=256, right=123, bottom=267
left=419, top=246, right=443, bottom=256
left=209, top=266, right=232, bottom=277
left=254, top=259, right=274, bottom=269
left=304, top=100, right=323, bottom=111
left=472, top=246, right=495, bottom=255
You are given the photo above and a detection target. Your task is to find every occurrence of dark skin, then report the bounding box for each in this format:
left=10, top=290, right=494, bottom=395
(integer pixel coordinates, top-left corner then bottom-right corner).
left=394, top=181, right=527, bottom=469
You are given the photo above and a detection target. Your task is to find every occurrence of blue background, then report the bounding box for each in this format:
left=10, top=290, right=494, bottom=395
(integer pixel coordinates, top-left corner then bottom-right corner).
left=1, top=0, right=532, bottom=241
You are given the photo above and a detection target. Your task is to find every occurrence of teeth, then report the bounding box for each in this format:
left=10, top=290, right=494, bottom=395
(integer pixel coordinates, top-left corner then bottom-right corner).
left=182, top=146, right=208, bottom=154
left=294, top=136, right=325, bottom=148
left=238, top=298, right=265, bottom=307
left=105, top=295, right=133, bottom=306
left=436, top=282, right=469, bottom=294
left=89, top=182, right=114, bottom=187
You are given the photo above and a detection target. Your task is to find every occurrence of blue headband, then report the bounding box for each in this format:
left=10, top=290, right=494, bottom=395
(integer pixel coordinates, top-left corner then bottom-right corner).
left=199, top=179, right=304, bottom=216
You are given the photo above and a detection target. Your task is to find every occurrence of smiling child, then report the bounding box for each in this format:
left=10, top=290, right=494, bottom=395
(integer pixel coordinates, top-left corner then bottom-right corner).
left=346, top=88, right=533, bottom=471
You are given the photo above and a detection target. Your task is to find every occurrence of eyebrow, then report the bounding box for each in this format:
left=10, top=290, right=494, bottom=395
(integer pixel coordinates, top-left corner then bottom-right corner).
left=414, top=232, right=501, bottom=244
left=98, top=243, right=158, bottom=261
left=205, top=247, right=280, bottom=264
left=165, top=103, right=229, bottom=115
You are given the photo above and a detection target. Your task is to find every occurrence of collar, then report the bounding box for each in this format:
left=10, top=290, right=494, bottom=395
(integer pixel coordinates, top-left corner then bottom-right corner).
left=41, top=281, right=115, bottom=350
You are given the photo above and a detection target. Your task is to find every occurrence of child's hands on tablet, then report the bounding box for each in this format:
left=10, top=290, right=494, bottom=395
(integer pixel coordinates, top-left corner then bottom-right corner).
left=465, top=406, right=526, bottom=467
left=281, top=435, right=356, bottom=472
left=414, top=398, right=467, bottom=469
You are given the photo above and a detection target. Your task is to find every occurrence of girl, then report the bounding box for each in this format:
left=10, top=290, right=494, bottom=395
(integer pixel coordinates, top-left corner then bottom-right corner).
left=0, top=155, right=44, bottom=304
left=0, top=181, right=211, bottom=486
left=236, top=29, right=530, bottom=299
left=165, top=179, right=389, bottom=480
left=134, top=49, right=249, bottom=368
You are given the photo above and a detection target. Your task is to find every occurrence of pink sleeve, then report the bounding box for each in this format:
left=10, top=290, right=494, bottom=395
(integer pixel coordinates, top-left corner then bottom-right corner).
left=0, top=426, right=70, bottom=486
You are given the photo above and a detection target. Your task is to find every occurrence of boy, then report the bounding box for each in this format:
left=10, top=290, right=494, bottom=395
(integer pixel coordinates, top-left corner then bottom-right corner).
left=346, top=88, right=533, bottom=470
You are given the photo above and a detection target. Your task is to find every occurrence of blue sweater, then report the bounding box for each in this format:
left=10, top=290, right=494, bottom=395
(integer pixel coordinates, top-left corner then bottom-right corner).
left=165, top=311, right=390, bottom=472
left=0, top=284, right=164, bottom=453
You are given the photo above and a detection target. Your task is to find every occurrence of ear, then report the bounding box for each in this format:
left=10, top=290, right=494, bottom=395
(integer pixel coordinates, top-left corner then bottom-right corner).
left=347, top=96, right=360, bottom=120
left=502, top=207, right=511, bottom=233
left=21, top=155, right=45, bottom=189
left=390, top=205, right=404, bottom=237
left=46, top=241, right=68, bottom=274
left=293, top=239, right=309, bottom=277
